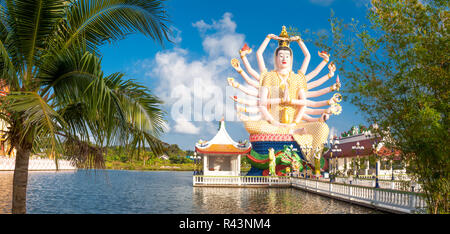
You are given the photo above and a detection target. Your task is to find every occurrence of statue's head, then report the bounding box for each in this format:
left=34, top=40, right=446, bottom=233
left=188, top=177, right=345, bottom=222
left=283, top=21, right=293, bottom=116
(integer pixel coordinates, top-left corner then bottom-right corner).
left=274, top=26, right=293, bottom=71
left=275, top=47, right=293, bottom=71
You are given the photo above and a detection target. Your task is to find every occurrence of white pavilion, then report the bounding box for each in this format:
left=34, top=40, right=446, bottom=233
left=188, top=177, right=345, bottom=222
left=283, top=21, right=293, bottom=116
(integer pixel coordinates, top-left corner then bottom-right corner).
left=195, top=119, right=251, bottom=176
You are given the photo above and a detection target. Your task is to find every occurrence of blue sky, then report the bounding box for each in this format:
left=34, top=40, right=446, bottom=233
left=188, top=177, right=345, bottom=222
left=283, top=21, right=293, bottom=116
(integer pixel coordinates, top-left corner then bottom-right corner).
left=98, top=0, right=373, bottom=150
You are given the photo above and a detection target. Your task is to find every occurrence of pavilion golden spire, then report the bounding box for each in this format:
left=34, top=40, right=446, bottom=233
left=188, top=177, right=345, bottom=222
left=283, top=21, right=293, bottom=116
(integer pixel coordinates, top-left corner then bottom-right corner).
left=278, top=26, right=290, bottom=48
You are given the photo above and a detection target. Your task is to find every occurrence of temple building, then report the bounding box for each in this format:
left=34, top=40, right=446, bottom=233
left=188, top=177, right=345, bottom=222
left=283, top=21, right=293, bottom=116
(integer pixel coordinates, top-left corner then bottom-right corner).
left=323, top=125, right=404, bottom=178
left=0, top=119, right=11, bottom=157
left=195, top=119, right=251, bottom=176
left=0, top=81, right=14, bottom=157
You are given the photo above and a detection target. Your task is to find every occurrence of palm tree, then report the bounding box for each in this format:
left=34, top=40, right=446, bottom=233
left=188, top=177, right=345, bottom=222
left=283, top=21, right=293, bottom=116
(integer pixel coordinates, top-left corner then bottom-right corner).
left=0, top=0, right=171, bottom=214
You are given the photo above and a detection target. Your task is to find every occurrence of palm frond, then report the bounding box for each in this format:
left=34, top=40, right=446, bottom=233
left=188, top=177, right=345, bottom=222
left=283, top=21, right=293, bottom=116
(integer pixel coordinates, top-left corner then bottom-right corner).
left=59, top=0, right=170, bottom=53
left=102, top=74, right=166, bottom=155
left=58, top=101, right=90, bottom=142
left=63, top=134, right=105, bottom=169
left=5, top=0, right=66, bottom=80
left=2, top=91, right=66, bottom=156
left=0, top=37, right=19, bottom=88
left=72, top=71, right=166, bottom=156
left=38, top=47, right=103, bottom=100
left=0, top=3, right=19, bottom=88
left=53, top=72, right=167, bottom=167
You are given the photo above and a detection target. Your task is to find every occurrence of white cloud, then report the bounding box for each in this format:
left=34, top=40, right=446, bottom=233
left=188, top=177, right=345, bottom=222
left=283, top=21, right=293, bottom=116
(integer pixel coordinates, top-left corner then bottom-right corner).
left=139, top=12, right=250, bottom=135
left=203, top=33, right=245, bottom=58
left=195, top=13, right=244, bottom=58
left=173, top=116, right=200, bottom=134
left=191, top=20, right=211, bottom=33
left=192, top=12, right=236, bottom=34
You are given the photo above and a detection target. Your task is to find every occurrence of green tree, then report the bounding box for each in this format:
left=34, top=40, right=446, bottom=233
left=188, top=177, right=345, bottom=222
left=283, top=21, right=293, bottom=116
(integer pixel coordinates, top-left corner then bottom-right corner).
left=0, top=0, right=171, bottom=214
left=165, top=143, right=185, bottom=157
left=317, top=0, right=448, bottom=213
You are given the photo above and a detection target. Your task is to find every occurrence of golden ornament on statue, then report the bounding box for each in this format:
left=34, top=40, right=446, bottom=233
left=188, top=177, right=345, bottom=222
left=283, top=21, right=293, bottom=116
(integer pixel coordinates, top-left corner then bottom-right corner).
left=278, top=26, right=290, bottom=48
left=333, top=93, right=342, bottom=102
left=240, top=43, right=252, bottom=55
left=231, top=58, right=240, bottom=69
left=330, top=103, right=342, bottom=115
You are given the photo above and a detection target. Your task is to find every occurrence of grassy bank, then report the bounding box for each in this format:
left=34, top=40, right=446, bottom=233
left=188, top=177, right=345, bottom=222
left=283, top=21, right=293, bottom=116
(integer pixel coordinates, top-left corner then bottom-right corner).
left=105, top=160, right=197, bottom=171
left=104, top=145, right=252, bottom=172
left=105, top=159, right=251, bottom=172
left=104, top=145, right=198, bottom=171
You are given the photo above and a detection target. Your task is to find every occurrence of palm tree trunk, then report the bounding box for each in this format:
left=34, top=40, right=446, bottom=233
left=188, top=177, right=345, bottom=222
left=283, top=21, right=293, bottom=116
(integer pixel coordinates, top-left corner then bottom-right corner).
left=12, top=142, right=32, bottom=214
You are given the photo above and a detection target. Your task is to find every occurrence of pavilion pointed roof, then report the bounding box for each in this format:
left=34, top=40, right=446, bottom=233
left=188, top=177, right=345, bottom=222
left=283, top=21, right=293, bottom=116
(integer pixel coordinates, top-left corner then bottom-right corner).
left=195, top=119, right=251, bottom=155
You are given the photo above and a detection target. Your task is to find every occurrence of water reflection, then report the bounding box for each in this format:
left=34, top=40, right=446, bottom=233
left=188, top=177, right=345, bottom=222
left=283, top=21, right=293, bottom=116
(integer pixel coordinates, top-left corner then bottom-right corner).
left=192, top=187, right=381, bottom=214
left=0, top=170, right=382, bottom=214
left=0, top=172, right=13, bottom=214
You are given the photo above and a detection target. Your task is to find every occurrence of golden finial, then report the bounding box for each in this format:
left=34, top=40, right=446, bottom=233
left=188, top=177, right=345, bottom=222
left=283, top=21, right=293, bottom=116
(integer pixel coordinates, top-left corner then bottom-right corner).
left=279, top=26, right=289, bottom=38
left=278, top=26, right=290, bottom=48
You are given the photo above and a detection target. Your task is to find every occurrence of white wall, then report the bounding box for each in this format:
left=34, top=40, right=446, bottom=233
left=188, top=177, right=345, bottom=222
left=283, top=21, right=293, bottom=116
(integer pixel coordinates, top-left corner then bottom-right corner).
left=202, top=154, right=240, bottom=176
left=0, top=157, right=76, bottom=170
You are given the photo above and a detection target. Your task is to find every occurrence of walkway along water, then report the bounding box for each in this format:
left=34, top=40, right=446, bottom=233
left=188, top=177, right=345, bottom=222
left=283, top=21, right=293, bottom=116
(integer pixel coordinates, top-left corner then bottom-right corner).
left=334, top=176, right=422, bottom=192
left=193, top=176, right=426, bottom=214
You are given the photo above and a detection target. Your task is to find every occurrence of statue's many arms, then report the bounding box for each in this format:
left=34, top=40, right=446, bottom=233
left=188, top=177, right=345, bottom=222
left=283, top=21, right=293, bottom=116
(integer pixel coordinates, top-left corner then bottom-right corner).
left=228, top=26, right=342, bottom=164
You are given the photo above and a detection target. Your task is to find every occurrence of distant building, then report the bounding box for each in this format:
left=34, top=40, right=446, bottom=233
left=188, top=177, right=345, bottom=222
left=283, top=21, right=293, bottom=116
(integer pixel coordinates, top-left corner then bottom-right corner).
left=159, top=154, right=169, bottom=160
left=195, top=119, right=251, bottom=176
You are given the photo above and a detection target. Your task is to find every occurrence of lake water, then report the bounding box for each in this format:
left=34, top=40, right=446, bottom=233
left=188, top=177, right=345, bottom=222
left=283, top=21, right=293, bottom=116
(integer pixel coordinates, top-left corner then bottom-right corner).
left=0, top=170, right=382, bottom=214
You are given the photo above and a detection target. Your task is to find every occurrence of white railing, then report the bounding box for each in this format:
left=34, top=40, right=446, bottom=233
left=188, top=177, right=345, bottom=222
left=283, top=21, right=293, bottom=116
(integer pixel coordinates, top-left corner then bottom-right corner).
left=193, top=175, right=291, bottom=186
left=291, top=177, right=426, bottom=214
left=193, top=175, right=427, bottom=214
left=335, top=177, right=422, bottom=192
left=357, top=173, right=412, bottom=181
left=0, top=157, right=76, bottom=170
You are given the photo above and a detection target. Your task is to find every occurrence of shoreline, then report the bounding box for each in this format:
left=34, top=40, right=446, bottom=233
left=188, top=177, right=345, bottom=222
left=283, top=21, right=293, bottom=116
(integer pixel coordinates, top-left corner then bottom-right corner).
left=105, top=160, right=251, bottom=172
left=104, top=167, right=251, bottom=173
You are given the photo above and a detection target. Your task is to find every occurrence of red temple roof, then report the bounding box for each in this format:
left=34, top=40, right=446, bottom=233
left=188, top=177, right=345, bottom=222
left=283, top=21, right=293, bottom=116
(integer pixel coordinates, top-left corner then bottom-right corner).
left=323, top=136, right=401, bottom=160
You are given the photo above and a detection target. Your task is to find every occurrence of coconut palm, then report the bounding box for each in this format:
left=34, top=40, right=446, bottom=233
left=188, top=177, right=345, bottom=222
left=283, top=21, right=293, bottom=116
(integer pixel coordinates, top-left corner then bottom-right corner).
left=0, top=0, right=171, bottom=214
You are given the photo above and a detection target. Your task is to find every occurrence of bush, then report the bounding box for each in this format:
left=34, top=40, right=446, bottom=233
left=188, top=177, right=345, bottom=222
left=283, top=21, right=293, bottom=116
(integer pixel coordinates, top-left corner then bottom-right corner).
left=169, top=156, right=191, bottom=164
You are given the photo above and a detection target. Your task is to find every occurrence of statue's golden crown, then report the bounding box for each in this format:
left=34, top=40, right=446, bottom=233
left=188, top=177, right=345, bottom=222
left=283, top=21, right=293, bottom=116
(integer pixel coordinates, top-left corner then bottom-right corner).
left=278, top=26, right=290, bottom=48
